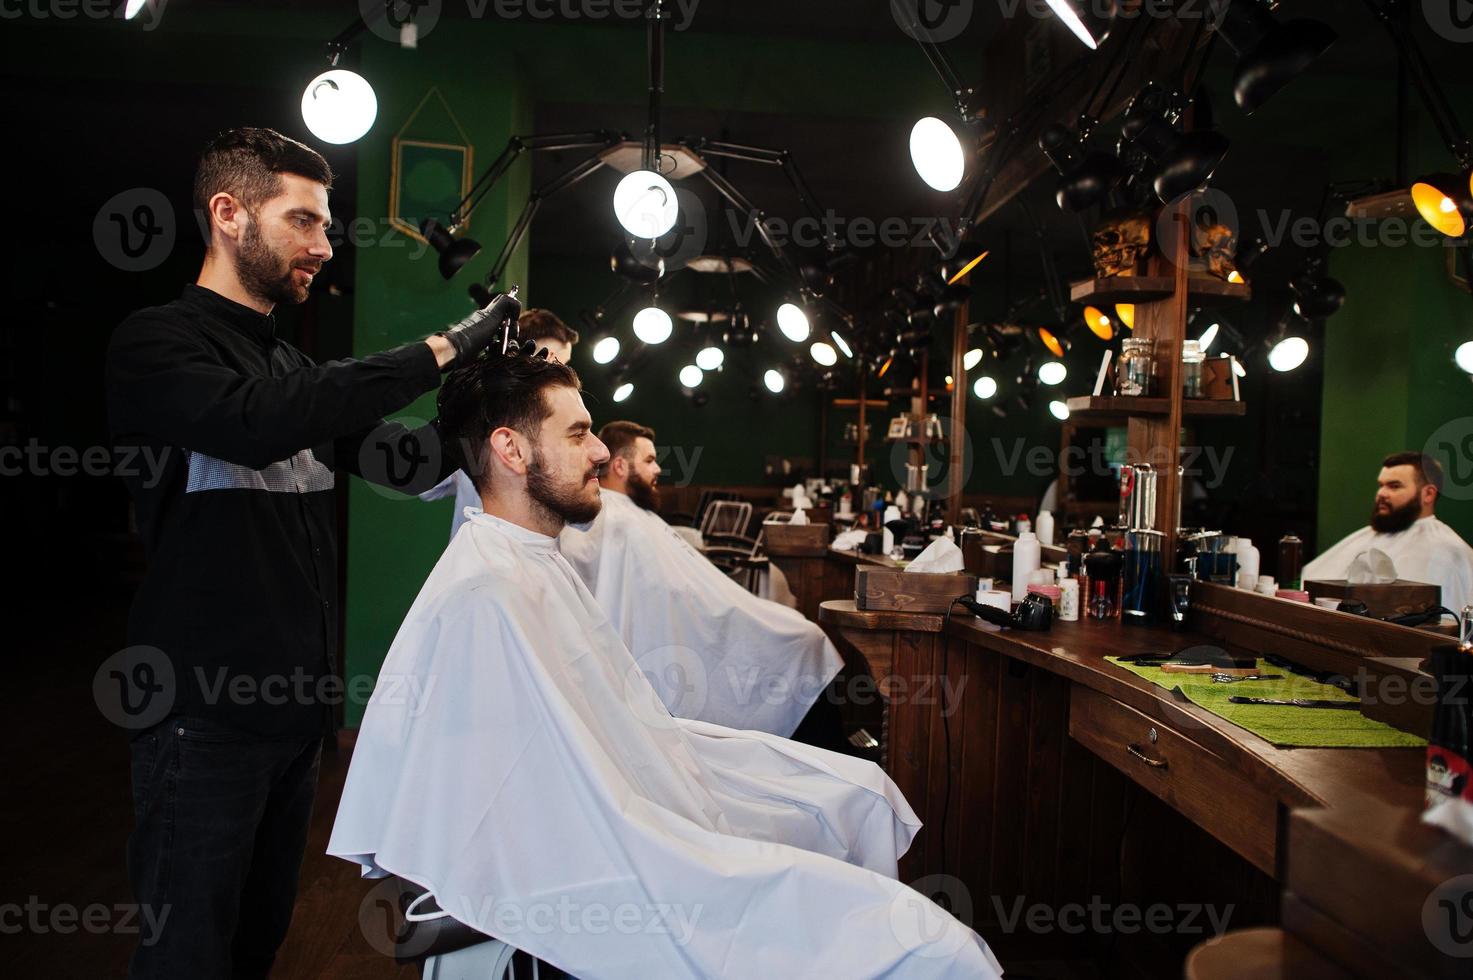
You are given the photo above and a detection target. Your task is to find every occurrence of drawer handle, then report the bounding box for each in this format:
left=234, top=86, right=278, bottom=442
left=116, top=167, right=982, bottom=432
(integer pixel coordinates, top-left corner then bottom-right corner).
left=1126, top=743, right=1168, bottom=769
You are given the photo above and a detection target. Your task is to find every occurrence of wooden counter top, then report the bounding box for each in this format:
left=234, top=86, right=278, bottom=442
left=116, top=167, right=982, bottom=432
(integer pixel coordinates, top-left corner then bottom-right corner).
left=819, top=599, right=1424, bottom=814
left=819, top=594, right=1463, bottom=979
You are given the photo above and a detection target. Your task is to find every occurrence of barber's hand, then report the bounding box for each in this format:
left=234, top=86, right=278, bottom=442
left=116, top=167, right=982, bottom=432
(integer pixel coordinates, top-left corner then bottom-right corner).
left=435, top=288, right=523, bottom=370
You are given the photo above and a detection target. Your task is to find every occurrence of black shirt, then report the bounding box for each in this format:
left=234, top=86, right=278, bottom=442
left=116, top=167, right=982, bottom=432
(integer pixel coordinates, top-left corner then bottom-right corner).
left=106, top=284, right=450, bottom=737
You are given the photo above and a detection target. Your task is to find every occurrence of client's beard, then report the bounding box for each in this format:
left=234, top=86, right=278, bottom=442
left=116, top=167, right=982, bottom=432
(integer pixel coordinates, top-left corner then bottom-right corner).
left=626, top=470, right=661, bottom=512
left=237, top=217, right=314, bottom=307
left=1370, top=495, right=1420, bottom=534
left=526, top=447, right=602, bottom=526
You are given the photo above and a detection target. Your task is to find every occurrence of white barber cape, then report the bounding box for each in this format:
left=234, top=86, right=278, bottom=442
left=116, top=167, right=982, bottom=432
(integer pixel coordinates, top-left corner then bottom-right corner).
left=418, top=469, right=480, bottom=540
left=328, top=511, right=1000, bottom=979
left=1303, top=515, right=1473, bottom=610
left=559, top=488, right=844, bottom=736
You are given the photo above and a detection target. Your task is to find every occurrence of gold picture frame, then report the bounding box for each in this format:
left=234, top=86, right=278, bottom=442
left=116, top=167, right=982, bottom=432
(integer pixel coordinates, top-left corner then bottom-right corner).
left=388, top=88, right=474, bottom=244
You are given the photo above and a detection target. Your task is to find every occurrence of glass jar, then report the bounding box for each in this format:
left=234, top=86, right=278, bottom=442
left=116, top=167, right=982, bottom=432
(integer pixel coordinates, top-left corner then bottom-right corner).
left=1182, top=339, right=1206, bottom=398
left=1117, top=338, right=1156, bottom=396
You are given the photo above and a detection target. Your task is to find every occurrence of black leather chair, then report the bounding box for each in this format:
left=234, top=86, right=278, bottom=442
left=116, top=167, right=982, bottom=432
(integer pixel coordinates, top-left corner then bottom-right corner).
left=390, top=879, right=567, bottom=979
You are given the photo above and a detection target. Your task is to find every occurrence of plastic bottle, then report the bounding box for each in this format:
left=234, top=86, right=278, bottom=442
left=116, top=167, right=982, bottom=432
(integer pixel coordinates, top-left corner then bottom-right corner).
left=1012, top=529, right=1042, bottom=603
left=1059, top=577, right=1080, bottom=622
left=1036, top=508, right=1055, bottom=547
left=1236, top=538, right=1260, bottom=592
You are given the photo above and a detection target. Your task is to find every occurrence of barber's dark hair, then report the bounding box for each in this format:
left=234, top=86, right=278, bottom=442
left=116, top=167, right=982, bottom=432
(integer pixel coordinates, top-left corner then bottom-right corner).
left=1382, top=450, right=1445, bottom=494
left=438, top=354, right=582, bottom=493
left=518, top=309, right=579, bottom=348
left=193, top=127, right=334, bottom=231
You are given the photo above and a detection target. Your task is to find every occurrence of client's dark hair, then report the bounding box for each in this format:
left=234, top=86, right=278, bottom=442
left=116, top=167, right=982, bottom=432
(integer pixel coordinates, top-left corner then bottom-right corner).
left=1382, top=450, right=1445, bottom=495
left=438, top=353, right=582, bottom=493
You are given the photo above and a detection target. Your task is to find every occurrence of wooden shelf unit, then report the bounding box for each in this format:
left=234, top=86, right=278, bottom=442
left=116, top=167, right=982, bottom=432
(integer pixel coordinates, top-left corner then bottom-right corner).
left=1070, top=274, right=1252, bottom=308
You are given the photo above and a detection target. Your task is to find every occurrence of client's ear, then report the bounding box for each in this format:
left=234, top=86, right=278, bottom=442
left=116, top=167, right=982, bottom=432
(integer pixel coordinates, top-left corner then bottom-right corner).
left=488, top=427, right=530, bottom=476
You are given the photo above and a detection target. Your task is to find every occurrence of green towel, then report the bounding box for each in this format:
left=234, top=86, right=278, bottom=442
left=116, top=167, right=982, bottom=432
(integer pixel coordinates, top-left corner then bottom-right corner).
left=1105, top=657, right=1426, bottom=749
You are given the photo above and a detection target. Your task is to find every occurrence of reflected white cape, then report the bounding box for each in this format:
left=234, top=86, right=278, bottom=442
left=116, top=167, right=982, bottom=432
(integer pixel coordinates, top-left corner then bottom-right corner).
left=328, top=511, right=1000, bottom=979
left=1303, top=516, right=1473, bottom=609
left=559, top=489, right=844, bottom=735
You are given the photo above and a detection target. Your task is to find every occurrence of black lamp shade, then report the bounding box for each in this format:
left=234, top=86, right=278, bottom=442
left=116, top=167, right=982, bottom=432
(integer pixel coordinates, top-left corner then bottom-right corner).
left=1214, top=2, right=1336, bottom=114
left=1233, top=19, right=1337, bottom=113
left=1042, top=124, right=1121, bottom=212
left=467, top=282, right=494, bottom=308
left=1141, top=127, right=1230, bottom=204
left=420, top=218, right=482, bottom=280
left=610, top=239, right=664, bottom=285
left=1292, top=274, right=1346, bottom=319
left=1058, top=152, right=1122, bottom=211
left=941, top=243, right=989, bottom=284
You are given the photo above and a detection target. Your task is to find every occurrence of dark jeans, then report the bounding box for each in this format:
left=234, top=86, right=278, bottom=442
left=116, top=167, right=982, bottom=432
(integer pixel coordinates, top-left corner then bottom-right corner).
left=126, top=718, right=322, bottom=980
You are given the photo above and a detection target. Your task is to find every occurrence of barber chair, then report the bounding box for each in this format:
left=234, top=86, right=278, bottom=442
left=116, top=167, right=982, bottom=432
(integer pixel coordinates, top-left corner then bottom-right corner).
left=699, top=500, right=753, bottom=539
left=389, top=879, right=566, bottom=980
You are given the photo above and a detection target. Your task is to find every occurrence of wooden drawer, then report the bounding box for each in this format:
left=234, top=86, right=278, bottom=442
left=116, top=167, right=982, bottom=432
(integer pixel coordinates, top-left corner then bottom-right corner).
left=1069, top=685, right=1279, bottom=876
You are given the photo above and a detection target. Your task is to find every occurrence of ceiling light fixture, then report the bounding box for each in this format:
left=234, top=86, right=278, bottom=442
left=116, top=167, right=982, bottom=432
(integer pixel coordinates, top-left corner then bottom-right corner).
left=632, top=305, right=673, bottom=345
left=1038, top=360, right=1069, bottom=386
left=776, top=302, right=811, bottom=342
left=1042, top=0, right=1114, bottom=50
left=696, top=345, right=725, bottom=371
left=592, top=335, right=621, bottom=364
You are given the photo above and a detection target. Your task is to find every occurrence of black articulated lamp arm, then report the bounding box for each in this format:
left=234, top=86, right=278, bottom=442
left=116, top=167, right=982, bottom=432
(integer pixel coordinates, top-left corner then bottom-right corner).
left=695, top=166, right=800, bottom=279
left=452, top=131, right=620, bottom=230
left=685, top=138, right=833, bottom=241
left=479, top=152, right=611, bottom=292
left=1364, top=0, right=1472, bottom=166
left=892, top=0, right=975, bottom=120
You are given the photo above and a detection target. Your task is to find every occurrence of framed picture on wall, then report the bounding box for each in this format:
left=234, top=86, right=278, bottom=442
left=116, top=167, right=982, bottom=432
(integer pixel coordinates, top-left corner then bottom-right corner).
left=389, top=138, right=474, bottom=244
left=388, top=88, right=475, bottom=244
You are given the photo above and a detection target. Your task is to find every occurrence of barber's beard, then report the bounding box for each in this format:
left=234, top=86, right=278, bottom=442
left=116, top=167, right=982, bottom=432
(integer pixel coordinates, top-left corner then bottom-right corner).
left=237, top=217, right=313, bottom=307
left=1370, top=495, right=1420, bottom=534
left=526, top=446, right=602, bottom=526
left=626, top=471, right=661, bottom=512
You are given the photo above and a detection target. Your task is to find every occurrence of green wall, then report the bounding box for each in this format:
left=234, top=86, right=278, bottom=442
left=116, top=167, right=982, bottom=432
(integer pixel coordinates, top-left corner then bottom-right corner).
left=1319, top=242, right=1473, bottom=547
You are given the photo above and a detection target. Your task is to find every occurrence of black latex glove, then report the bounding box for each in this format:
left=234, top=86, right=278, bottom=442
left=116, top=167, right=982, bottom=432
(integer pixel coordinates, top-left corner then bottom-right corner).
left=437, top=288, right=522, bottom=369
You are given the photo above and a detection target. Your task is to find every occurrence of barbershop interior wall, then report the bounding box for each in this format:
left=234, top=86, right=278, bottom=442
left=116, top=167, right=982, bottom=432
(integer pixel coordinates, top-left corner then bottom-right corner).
left=336, top=18, right=960, bottom=721
left=1238, top=72, right=1473, bottom=551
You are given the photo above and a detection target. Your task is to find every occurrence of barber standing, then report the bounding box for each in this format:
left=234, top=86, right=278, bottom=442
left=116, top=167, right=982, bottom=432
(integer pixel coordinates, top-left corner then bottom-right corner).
left=105, top=127, right=510, bottom=979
